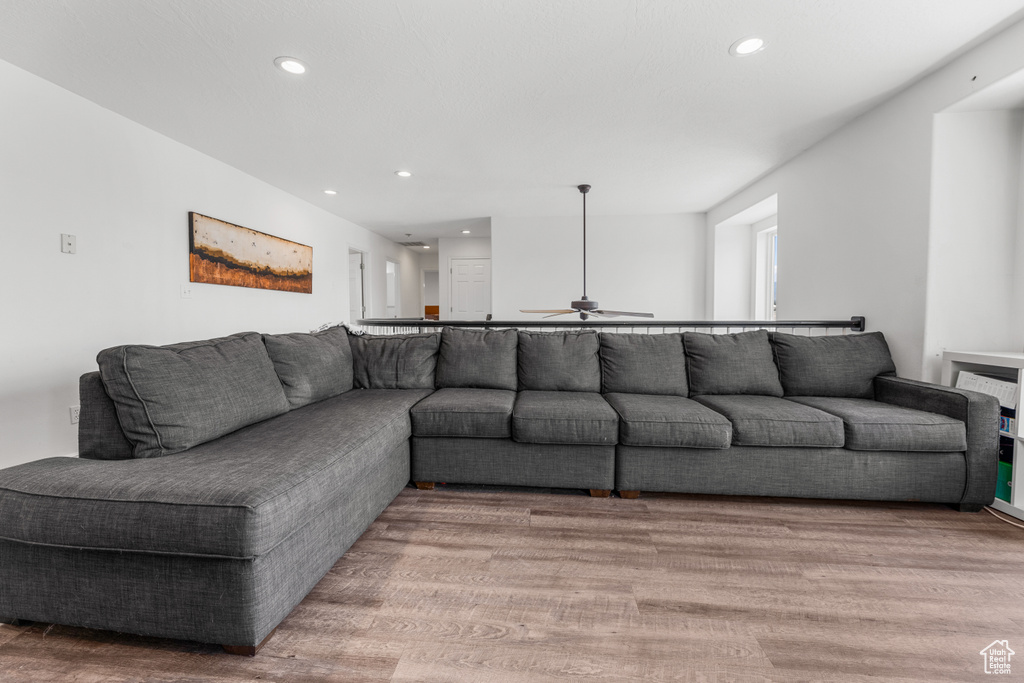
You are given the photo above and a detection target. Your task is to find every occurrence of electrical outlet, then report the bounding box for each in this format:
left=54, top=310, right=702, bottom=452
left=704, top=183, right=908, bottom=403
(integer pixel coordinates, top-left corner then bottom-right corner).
left=70, top=405, right=80, bottom=424
left=61, top=233, right=77, bottom=254
left=181, top=284, right=193, bottom=299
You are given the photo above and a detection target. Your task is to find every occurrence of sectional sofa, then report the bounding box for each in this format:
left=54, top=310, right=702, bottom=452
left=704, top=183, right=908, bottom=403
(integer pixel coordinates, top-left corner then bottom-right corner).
left=0, top=325, right=998, bottom=654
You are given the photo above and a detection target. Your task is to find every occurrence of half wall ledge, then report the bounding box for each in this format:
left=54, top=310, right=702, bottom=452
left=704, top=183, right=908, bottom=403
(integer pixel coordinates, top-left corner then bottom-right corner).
left=355, top=316, right=867, bottom=336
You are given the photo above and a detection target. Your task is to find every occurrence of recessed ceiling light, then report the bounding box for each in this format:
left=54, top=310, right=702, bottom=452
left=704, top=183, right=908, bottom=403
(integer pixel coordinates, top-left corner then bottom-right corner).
left=729, top=36, right=766, bottom=56
left=274, top=56, right=307, bottom=74
left=423, top=245, right=430, bottom=249
left=395, top=170, right=412, bottom=178
left=461, top=230, right=471, bottom=234
left=323, top=189, right=337, bottom=195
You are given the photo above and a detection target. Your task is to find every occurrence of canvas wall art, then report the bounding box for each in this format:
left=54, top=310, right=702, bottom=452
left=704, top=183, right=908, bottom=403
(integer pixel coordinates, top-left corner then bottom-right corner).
left=189, top=212, right=312, bottom=293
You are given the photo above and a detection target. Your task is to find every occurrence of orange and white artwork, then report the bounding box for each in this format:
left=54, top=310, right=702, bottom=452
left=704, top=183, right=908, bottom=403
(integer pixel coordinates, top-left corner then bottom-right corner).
left=189, top=212, right=312, bottom=293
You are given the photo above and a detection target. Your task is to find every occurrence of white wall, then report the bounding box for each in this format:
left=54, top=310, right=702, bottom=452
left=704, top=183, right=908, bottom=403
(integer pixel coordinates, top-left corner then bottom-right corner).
left=438, top=236, right=492, bottom=320
left=923, top=110, right=1022, bottom=379
left=1016, top=118, right=1024, bottom=346
left=491, top=214, right=706, bottom=320
left=713, top=224, right=754, bottom=320
left=0, top=59, right=412, bottom=467
left=707, top=19, right=1024, bottom=379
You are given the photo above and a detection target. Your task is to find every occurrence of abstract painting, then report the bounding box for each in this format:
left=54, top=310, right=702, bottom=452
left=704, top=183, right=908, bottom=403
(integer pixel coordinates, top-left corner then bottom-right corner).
left=189, top=212, right=313, bottom=293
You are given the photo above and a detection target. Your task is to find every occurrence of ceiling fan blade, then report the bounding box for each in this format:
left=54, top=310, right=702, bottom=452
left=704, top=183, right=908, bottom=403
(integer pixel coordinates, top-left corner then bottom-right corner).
left=543, top=310, right=578, bottom=318
left=592, top=310, right=655, bottom=318
left=520, top=309, right=576, bottom=314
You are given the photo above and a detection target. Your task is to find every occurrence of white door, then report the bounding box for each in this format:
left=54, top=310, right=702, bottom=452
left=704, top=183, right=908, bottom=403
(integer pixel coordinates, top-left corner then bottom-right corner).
left=449, top=258, right=491, bottom=320
left=348, top=250, right=365, bottom=322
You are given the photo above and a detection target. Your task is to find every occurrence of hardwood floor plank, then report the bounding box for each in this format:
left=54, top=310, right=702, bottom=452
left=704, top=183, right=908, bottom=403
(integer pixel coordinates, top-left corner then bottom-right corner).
left=2, top=490, right=1021, bottom=681
left=390, top=639, right=777, bottom=683
left=0, top=622, right=26, bottom=649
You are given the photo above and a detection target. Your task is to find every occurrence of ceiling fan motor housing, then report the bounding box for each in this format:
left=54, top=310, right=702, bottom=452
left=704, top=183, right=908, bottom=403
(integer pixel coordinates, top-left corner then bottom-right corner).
left=572, top=298, right=598, bottom=311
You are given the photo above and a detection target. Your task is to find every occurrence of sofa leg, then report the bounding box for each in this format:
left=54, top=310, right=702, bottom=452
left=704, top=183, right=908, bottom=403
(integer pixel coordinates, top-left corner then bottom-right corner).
left=955, top=503, right=984, bottom=513
left=414, top=481, right=435, bottom=490
left=222, top=627, right=277, bottom=656
left=618, top=491, right=640, bottom=499
left=589, top=489, right=611, bottom=498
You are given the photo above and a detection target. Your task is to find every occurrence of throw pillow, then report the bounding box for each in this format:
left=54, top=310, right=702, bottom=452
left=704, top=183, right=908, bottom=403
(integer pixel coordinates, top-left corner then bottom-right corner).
left=436, top=327, right=518, bottom=391
left=683, top=329, right=783, bottom=396
left=97, top=332, right=290, bottom=458
left=263, top=325, right=354, bottom=408
left=771, top=331, right=897, bottom=398
left=600, top=332, right=688, bottom=396
left=349, top=331, right=440, bottom=389
left=517, top=330, right=601, bottom=392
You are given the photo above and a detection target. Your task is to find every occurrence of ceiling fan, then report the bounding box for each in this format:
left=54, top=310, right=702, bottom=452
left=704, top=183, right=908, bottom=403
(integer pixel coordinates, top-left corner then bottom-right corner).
left=520, top=184, right=654, bottom=321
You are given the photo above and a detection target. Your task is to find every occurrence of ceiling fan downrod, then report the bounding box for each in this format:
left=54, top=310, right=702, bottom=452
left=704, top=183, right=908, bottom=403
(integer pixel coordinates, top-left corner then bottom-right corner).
left=578, top=183, right=591, bottom=305
left=518, top=183, right=653, bottom=320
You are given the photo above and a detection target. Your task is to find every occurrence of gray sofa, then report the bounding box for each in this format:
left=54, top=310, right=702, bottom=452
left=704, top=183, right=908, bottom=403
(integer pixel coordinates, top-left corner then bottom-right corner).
left=0, top=325, right=998, bottom=654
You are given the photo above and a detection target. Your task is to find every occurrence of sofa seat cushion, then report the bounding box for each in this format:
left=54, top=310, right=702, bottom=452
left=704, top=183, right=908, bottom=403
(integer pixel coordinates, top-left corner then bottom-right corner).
left=411, top=388, right=516, bottom=438
left=604, top=393, right=731, bottom=448
left=694, top=395, right=845, bottom=447
left=0, top=389, right=430, bottom=559
left=786, top=397, right=967, bottom=452
left=513, top=391, right=618, bottom=445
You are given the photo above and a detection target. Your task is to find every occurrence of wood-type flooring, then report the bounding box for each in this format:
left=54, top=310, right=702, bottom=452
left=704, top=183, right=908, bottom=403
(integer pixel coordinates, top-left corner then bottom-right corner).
left=1, top=486, right=1023, bottom=682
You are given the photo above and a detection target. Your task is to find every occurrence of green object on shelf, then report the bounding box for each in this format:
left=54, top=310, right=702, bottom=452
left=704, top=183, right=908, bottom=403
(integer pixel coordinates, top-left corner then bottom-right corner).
left=997, top=461, right=1012, bottom=502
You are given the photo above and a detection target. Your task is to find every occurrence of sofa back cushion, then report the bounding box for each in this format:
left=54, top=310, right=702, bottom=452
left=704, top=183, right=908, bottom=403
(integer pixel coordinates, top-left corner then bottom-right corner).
left=436, top=327, right=518, bottom=390
left=518, top=330, right=601, bottom=392
left=263, top=325, right=354, bottom=408
left=349, top=331, right=440, bottom=389
left=96, top=332, right=290, bottom=458
left=771, top=331, right=897, bottom=398
left=683, top=329, right=783, bottom=397
left=78, top=371, right=135, bottom=460
left=599, top=333, right=688, bottom=396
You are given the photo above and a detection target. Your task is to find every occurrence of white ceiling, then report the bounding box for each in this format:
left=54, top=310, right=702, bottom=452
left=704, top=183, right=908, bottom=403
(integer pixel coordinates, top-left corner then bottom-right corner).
left=3, top=1, right=1024, bottom=243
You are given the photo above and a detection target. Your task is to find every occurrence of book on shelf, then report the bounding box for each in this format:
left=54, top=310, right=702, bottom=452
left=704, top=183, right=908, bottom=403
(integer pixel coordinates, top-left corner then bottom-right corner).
left=955, top=371, right=1017, bottom=409
left=999, top=435, right=1015, bottom=462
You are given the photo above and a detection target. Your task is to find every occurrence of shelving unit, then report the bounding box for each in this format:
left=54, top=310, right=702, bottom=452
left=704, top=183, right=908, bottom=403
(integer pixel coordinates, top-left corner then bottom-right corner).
left=941, top=351, right=1024, bottom=521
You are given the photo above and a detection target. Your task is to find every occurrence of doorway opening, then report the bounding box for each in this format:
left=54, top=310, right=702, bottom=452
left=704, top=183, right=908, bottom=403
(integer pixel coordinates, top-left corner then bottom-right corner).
left=348, top=249, right=366, bottom=323
left=422, top=269, right=440, bottom=319
left=385, top=259, right=400, bottom=318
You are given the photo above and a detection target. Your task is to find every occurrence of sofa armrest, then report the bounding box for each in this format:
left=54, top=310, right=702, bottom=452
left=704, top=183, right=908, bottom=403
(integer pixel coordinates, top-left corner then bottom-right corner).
left=874, top=375, right=999, bottom=506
